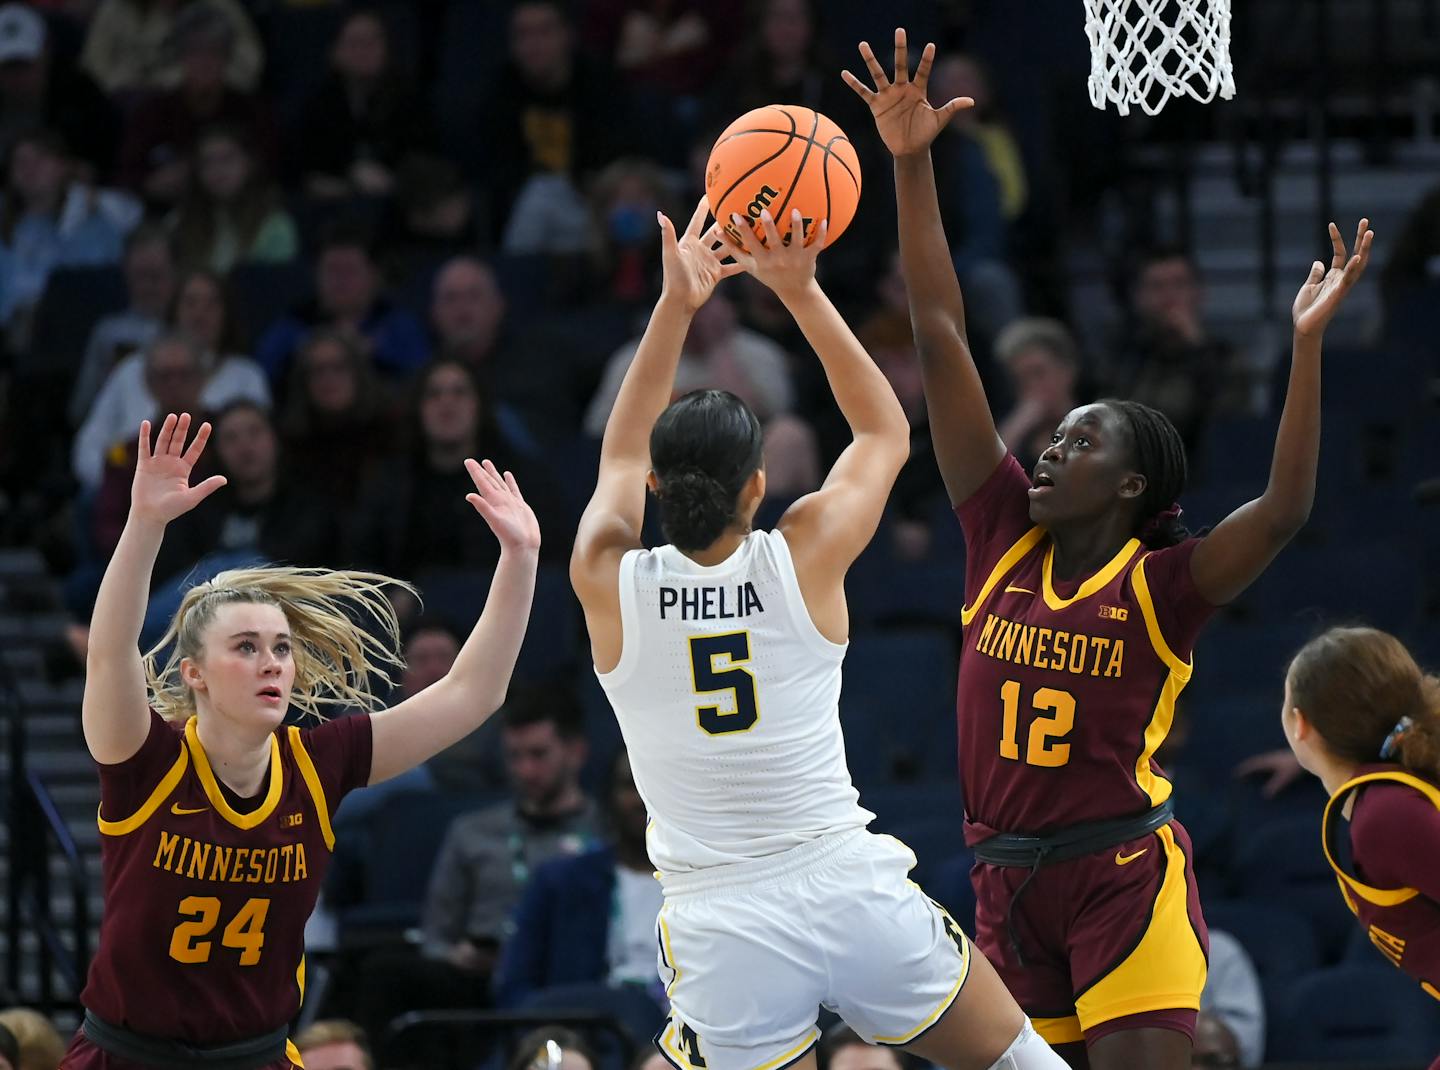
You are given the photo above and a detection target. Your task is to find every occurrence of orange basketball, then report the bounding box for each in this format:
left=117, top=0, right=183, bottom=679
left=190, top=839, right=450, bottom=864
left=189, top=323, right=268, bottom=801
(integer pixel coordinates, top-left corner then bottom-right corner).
left=705, top=104, right=861, bottom=250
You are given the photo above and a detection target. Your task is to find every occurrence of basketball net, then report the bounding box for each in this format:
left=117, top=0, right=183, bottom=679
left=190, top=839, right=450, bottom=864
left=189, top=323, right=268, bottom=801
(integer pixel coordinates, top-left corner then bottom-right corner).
left=1084, top=0, right=1235, bottom=116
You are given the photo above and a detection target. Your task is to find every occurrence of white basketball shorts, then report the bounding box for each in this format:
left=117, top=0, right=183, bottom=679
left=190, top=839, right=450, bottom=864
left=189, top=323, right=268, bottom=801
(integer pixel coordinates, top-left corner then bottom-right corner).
left=653, top=829, right=971, bottom=1070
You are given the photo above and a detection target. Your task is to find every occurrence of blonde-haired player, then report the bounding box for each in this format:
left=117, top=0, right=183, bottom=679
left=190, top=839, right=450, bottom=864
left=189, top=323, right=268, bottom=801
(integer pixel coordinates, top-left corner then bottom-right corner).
left=62, top=412, right=539, bottom=1068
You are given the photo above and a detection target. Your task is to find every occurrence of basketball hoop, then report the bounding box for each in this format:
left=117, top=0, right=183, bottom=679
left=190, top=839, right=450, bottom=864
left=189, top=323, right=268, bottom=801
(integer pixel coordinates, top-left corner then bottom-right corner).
left=1084, top=0, right=1235, bottom=116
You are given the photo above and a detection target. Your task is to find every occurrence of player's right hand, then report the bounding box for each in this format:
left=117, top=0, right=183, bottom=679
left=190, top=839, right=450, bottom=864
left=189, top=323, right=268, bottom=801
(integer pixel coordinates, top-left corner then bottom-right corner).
left=130, top=413, right=227, bottom=527
left=842, top=28, right=973, bottom=157
left=659, top=196, right=744, bottom=314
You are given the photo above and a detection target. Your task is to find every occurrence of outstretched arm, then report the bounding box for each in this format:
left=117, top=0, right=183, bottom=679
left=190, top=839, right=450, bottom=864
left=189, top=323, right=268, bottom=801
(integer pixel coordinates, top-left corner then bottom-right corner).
left=369, top=461, right=540, bottom=784
left=83, top=414, right=227, bottom=763
left=843, top=29, right=1005, bottom=505
left=569, top=199, right=740, bottom=625
left=1190, top=220, right=1374, bottom=604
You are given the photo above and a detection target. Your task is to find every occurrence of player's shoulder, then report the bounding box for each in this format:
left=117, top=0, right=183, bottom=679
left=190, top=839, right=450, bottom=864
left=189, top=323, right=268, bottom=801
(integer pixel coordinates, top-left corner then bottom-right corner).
left=1353, top=770, right=1440, bottom=830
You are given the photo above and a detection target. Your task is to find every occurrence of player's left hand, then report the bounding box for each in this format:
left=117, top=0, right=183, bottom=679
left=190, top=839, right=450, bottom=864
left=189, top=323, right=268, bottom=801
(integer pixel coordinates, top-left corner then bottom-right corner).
left=722, top=208, right=827, bottom=301
left=659, top=196, right=745, bottom=313
left=1292, top=218, right=1374, bottom=337
left=465, top=458, right=541, bottom=554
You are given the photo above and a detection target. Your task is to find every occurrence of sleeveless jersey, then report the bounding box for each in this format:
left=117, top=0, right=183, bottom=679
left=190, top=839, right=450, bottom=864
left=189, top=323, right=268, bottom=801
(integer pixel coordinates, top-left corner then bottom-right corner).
left=80, top=708, right=372, bottom=1046
left=954, top=455, right=1218, bottom=840
left=596, top=529, right=871, bottom=876
left=1323, top=765, right=1440, bottom=999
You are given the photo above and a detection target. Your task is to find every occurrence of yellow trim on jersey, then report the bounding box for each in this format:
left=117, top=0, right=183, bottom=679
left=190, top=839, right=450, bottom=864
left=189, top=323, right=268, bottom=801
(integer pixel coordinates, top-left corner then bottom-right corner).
left=185, top=717, right=284, bottom=829
left=1041, top=538, right=1141, bottom=612
left=658, top=905, right=682, bottom=997
left=961, top=526, right=1047, bottom=627
left=1130, top=555, right=1195, bottom=807
left=96, top=746, right=190, bottom=836
left=872, top=944, right=969, bottom=1044
left=286, top=1039, right=304, bottom=1067
left=754, top=1030, right=820, bottom=1070
left=1074, top=825, right=1207, bottom=1029
left=1424, top=982, right=1440, bottom=1001
left=1321, top=770, right=1440, bottom=907
left=1031, top=1016, right=1083, bottom=1045
left=1131, top=556, right=1192, bottom=681
left=659, top=1023, right=819, bottom=1070
left=288, top=727, right=336, bottom=850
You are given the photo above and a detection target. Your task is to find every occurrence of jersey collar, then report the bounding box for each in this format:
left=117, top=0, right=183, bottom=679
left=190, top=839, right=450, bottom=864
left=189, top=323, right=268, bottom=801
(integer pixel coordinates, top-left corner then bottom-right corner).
left=1041, top=538, right=1141, bottom=611
left=184, top=717, right=285, bottom=829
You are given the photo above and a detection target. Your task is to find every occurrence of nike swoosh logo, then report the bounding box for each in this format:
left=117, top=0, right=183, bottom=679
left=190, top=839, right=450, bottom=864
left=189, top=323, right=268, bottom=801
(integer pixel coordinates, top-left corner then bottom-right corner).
left=1115, top=848, right=1149, bottom=866
left=1004, top=584, right=1035, bottom=595
left=170, top=804, right=206, bottom=816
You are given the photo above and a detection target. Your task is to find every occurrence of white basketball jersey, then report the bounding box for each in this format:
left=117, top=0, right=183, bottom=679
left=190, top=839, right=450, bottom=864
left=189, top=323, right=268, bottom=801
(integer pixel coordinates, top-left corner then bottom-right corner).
left=597, top=529, right=872, bottom=876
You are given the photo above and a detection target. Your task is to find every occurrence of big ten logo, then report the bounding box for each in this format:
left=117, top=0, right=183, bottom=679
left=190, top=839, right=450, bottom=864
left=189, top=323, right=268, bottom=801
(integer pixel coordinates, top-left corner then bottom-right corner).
left=721, top=185, right=813, bottom=247
left=280, top=812, right=304, bottom=829
left=1098, top=604, right=1129, bottom=622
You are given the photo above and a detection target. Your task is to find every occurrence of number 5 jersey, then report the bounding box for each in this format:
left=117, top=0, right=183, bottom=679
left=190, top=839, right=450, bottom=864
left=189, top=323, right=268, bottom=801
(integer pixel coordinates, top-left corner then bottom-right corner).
left=81, top=707, right=372, bottom=1046
left=955, top=455, right=1219, bottom=841
left=596, top=529, right=872, bottom=877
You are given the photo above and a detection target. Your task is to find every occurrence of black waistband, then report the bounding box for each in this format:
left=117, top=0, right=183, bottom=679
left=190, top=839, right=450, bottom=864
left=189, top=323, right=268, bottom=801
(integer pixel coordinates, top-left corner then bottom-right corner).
left=972, top=799, right=1176, bottom=868
left=82, top=1011, right=289, bottom=1070
left=971, top=799, right=1176, bottom=968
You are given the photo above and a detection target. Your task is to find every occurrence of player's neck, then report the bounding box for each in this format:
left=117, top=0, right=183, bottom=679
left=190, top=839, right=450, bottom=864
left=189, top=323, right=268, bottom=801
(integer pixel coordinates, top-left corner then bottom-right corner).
left=1314, top=752, right=1362, bottom=804
left=1046, top=517, right=1136, bottom=581
left=194, top=715, right=274, bottom=799
left=684, top=527, right=750, bottom=567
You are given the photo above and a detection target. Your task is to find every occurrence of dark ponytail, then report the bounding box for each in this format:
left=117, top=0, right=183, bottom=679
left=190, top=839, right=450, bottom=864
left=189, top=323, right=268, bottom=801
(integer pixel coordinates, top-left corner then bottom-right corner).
left=1101, top=397, right=1190, bottom=549
left=650, top=390, right=764, bottom=551
left=1288, top=627, right=1440, bottom=783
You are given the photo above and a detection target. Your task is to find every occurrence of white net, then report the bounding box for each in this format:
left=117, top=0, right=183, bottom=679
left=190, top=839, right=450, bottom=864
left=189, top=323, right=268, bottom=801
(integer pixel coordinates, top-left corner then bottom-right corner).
left=1084, top=0, right=1235, bottom=116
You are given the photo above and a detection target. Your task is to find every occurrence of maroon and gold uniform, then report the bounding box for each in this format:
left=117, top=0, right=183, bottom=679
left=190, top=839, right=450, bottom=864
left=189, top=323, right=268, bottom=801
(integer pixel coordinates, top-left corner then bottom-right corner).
left=1324, top=765, right=1440, bottom=999
left=955, top=455, right=1214, bottom=1046
left=62, top=708, right=371, bottom=1068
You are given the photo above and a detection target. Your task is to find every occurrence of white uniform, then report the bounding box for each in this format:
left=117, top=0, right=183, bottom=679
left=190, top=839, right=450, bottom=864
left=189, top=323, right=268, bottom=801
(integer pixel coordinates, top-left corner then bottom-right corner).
left=598, top=530, right=970, bottom=1070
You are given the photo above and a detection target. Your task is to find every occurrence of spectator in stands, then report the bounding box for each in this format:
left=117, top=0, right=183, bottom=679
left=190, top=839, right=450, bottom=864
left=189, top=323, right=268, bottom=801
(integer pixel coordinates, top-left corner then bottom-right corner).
left=0, top=127, right=138, bottom=348
left=0, top=1020, right=14, bottom=1070
left=1381, top=179, right=1440, bottom=312
left=117, top=3, right=274, bottom=207
left=431, top=255, right=506, bottom=370
left=280, top=328, right=392, bottom=509
left=1198, top=928, right=1264, bottom=1068
left=143, top=400, right=337, bottom=634
left=928, top=54, right=1028, bottom=224
left=81, top=0, right=263, bottom=97
left=169, top=123, right=297, bottom=274
left=1191, top=1015, right=1240, bottom=1069
left=0, top=1009, right=63, bottom=1070
left=354, top=688, right=599, bottom=1043
left=403, top=617, right=506, bottom=794
left=68, top=222, right=175, bottom=426
left=298, top=7, right=428, bottom=202
left=994, top=318, right=1084, bottom=470
left=585, top=289, right=817, bottom=496
left=348, top=357, right=568, bottom=580
left=508, top=1027, right=596, bottom=1070
left=255, top=222, right=429, bottom=387
left=582, top=157, right=676, bottom=304
left=0, top=3, right=118, bottom=177
left=72, top=303, right=266, bottom=489
left=292, top=1019, right=374, bottom=1070
left=170, top=265, right=257, bottom=364
left=1109, top=246, right=1240, bottom=451
left=495, top=748, right=665, bottom=1022
left=581, top=0, right=726, bottom=98
left=484, top=0, right=627, bottom=242
left=385, top=153, right=483, bottom=261
left=817, top=1023, right=915, bottom=1070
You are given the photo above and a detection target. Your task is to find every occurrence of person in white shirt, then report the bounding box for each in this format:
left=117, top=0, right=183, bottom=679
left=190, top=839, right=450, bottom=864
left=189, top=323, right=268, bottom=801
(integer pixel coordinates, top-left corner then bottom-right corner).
left=570, top=198, right=1066, bottom=1070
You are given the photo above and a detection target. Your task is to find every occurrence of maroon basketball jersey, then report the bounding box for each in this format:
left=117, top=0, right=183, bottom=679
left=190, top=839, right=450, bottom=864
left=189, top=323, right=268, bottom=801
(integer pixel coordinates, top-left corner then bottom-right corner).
left=954, top=455, right=1217, bottom=840
left=80, top=708, right=371, bottom=1046
left=1325, top=766, right=1440, bottom=1000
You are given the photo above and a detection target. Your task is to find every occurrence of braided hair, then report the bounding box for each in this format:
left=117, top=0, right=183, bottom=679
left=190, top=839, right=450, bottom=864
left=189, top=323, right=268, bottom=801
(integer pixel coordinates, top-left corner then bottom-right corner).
left=1099, top=398, right=1190, bottom=548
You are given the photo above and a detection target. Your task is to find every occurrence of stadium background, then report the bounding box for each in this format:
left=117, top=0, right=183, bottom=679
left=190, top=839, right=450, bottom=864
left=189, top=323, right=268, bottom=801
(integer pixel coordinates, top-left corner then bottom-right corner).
left=0, top=0, right=1437, bottom=1067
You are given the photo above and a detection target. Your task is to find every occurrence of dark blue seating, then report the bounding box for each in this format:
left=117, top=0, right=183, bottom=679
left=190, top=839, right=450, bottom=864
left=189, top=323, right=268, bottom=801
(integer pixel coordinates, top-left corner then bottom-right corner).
left=1230, top=815, right=1356, bottom=960
left=841, top=629, right=957, bottom=788
left=25, top=265, right=128, bottom=379
left=1268, top=964, right=1440, bottom=1062
left=882, top=815, right=968, bottom=888
left=1203, top=899, right=1320, bottom=1006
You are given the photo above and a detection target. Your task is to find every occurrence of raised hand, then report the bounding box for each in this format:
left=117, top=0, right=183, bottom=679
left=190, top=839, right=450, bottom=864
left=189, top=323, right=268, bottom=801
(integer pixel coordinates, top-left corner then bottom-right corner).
left=465, top=458, right=541, bottom=554
left=130, top=413, right=227, bottom=527
left=1292, top=218, right=1374, bottom=337
left=842, top=28, right=973, bottom=158
left=723, top=208, right=827, bottom=301
left=660, top=196, right=746, bottom=313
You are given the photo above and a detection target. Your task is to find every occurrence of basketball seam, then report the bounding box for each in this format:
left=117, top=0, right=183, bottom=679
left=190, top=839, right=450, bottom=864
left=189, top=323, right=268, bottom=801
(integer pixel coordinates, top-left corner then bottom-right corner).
left=716, top=128, right=861, bottom=189
left=713, top=108, right=799, bottom=216
left=772, top=109, right=820, bottom=225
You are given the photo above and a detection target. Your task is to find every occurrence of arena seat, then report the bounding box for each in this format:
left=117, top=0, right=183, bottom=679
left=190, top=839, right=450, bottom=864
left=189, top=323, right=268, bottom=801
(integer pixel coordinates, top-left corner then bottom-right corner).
left=841, top=629, right=958, bottom=787
left=1202, top=899, right=1320, bottom=1008
left=925, top=851, right=978, bottom=937
left=24, top=265, right=128, bottom=380
left=1230, top=816, right=1357, bottom=961
left=1267, top=964, right=1439, bottom=1062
